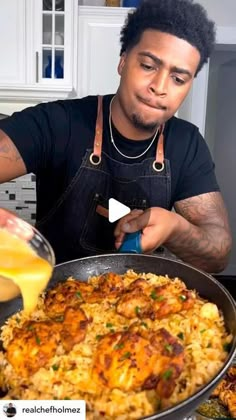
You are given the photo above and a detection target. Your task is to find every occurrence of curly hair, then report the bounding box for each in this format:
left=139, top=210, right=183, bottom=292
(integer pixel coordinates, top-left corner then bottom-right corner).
left=120, top=0, right=216, bottom=75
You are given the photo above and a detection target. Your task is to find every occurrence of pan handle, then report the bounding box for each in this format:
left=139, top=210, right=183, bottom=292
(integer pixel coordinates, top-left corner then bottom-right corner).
left=118, top=231, right=142, bottom=254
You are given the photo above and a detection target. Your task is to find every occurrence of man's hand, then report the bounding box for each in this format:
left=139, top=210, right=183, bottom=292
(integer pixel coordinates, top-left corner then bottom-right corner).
left=114, top=192, right=232, bottom=273
left=114, top=207, right=179, bottom=252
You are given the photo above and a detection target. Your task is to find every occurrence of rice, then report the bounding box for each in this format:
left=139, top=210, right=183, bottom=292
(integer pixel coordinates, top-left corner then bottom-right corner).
left=0, top=270, right=232, bottom=419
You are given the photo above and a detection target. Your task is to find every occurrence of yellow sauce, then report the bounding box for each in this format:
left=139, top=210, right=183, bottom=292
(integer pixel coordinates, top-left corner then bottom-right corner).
left=0, top=229, right=53, bottom=312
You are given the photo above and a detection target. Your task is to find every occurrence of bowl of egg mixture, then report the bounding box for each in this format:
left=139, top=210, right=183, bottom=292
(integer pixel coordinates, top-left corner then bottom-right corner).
left=0, top=209, right=55, bottom=311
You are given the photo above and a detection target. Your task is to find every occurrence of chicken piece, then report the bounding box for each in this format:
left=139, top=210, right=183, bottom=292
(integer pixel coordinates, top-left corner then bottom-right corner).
left=211, top=379, right=227, bottom=397
left=127, top=278, right=150, bottom=292
left=60, top=307, right=89, bottom=352
left=96, top=272, right=124, bottom=295
left=6, top=320, right=61, bottom=377
left=63, top=272, right=123, bottom=305
left=116, top=291, right=152, bottom=319
left=92, top=327, right=184, bottom=399
left=226, top=366, right=236, bottom=381
left=44, top=279, right=94, bottom=317
left=83, top=272, right=125, bottom=304
left=116, top=282, right=195, bottom=320
left=219, top=390, right=236, bottom=418
left=151, top=286, right=195, bottom=319
left=7, top=307, right=89, bottom=376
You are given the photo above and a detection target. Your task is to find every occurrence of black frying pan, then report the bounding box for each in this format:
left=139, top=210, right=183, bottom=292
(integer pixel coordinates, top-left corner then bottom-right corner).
left=0, top=254, right=236, bottom=420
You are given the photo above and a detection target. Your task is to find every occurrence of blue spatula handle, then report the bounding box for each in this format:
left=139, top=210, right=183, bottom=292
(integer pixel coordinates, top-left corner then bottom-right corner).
left=118, top=231, right=142, bottom=254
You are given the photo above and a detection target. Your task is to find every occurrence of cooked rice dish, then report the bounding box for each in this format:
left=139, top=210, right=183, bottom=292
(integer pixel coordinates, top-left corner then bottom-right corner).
left=0, top=270, right=232, bottom=419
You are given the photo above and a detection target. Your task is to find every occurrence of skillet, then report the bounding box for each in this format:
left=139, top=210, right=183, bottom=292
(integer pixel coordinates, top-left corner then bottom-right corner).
left=0, top=253, right=235, bottom=420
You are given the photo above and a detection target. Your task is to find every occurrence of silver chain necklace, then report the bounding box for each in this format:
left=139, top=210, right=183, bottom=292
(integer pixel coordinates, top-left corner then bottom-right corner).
left=109, top=97, right=159, bottom=160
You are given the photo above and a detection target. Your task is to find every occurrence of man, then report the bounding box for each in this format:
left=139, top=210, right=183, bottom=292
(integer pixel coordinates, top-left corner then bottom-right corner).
left=5, top=403, right=16, bottom=417
left=0, top=0, right=232, bottom=272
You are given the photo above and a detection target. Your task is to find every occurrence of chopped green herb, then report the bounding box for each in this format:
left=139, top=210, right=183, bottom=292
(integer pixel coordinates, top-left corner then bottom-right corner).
left=162, top=369, right=173, bottom=380
left=135, top=306, right=140, bottom=315
left=141, top=322, right=148, bottom=329
left=106, top=323, right=113, bottom=328
left=35, top=335, right=41, bottom=345
left=150, top=290, right=157, bottom=300
left=120, top=351, right=131, bottom=361
left=55, top=315, right=64, bottom=322
left=114, top=342, right=124, bottom=350
left=156, top=295, right=165, bottom=301
left=64, top=397, right=71, bottom=400
left=26, top=325, right=34, bottom=331
left=95, top=335, right=103, bottom=341
left=75, top=291, right=82, bottom=299
left=164, top=344, right=173, bottom=353
left=52, top=364, right=59, bottom=371
left=123, top=326, right=128, bottom=330
left=110, top=329, right=115, bottom=333
left=200, top=329, right=206, bottom=333
left=177, top=332, right=184, bottom=340
left=179, top=294, right=187, bottom=301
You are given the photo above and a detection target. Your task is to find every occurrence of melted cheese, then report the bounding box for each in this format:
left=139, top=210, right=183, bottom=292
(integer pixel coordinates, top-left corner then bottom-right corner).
left=0, top=229, right=53, bottom=312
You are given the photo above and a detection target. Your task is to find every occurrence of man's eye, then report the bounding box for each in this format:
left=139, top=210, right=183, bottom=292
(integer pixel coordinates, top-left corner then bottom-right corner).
left=172, top=76, right=185, bottom=85
left=141, top=63, right=154, bottom=71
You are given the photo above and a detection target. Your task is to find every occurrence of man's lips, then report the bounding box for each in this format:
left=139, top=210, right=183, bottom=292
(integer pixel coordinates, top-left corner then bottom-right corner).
left=138, top=97, right=167, bottom=111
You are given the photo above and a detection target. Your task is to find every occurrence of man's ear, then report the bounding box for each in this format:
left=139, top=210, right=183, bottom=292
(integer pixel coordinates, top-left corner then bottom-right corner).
left=118, top=52, right=127, bottom=75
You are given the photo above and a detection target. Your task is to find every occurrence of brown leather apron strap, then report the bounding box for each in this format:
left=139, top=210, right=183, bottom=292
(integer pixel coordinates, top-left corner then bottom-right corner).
left=90, top=96, right=165, bottom=171
left=153, top=124, right=165, bottom=172
left=90, top=95, right=103, bottom=165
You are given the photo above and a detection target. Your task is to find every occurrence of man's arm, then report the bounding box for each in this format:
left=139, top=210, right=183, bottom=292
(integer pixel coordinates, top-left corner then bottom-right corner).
left=168, top=191, right=232, bottom=272
left=114, top=192, right=232, bottom=273
left=0, top=129, right=27, bottom=182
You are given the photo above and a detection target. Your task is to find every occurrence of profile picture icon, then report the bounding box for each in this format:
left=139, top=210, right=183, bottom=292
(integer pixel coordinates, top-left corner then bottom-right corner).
left=3, top=402, right=17, bottom=417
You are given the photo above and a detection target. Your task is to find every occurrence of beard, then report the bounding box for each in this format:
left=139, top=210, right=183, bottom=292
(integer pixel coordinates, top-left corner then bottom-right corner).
left=131, top=113, right=159, bottom=133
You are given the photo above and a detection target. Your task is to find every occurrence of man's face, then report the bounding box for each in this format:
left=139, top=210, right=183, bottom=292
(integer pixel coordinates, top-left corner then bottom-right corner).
left=117, top=30, right=200, bottom=131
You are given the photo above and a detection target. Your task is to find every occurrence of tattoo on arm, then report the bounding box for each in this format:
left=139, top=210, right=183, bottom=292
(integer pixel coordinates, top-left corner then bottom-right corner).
left=167, top=192, right=232, bottom=272
left=0, top=129, right=22, bottom=162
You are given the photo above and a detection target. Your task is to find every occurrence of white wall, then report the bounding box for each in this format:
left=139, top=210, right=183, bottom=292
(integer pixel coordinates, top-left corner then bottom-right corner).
left=197, top=0, right=236, bottom=26
left=212, top=60, right=236, bottom=274
left=205, top=50, right=236, bottom=154
left=178, top=0, right=236, bottom=131
left=0, top=102, right=36, bottom=116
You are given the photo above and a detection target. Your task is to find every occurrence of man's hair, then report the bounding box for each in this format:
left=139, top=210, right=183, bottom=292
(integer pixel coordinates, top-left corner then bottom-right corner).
left=120, top=0, right=216, bottom=75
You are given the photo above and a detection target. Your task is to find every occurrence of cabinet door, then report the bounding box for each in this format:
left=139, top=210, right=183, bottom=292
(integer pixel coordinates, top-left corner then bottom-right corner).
left=0, top=0, right=26, bottom=85
left=77, top=6, right=129, bottom=97
left=32, top=0, right=76, bottom=87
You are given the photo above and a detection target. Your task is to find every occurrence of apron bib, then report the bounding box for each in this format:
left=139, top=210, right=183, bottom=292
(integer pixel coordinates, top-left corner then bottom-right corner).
left=36, top=96, right=171, bottom=263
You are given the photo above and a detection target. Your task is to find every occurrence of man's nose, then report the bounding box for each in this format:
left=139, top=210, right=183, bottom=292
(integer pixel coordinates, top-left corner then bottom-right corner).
left=148, top=70, right=168, bottom=96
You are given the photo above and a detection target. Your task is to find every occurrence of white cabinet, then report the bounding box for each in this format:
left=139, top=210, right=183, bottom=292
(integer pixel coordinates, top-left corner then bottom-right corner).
left=77, top=6, right=129, bottom=97
left=0, top=0, right=78, bottom=101
left=0, top=0, right=26, bottom=85
left=32, top=0, right=77, bottom=88
left=0, top=4, right=129, bottom=101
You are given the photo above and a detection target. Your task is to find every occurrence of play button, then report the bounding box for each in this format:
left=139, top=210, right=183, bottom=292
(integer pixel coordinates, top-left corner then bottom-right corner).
left=108, top=198, right=131, bottom=223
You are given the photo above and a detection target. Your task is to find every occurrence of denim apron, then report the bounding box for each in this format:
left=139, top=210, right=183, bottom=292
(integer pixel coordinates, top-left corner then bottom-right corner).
left=36, top=96, right=171, bottom=263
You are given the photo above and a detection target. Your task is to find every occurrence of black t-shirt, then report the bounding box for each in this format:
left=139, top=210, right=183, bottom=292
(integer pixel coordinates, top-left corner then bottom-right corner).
left=0, top=94, right=219, bottom=222
left=6, top=406, right=16, bottom=417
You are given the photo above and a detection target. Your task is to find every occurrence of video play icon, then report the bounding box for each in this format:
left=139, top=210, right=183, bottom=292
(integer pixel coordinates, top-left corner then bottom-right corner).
left=108, top=198, right=131, bottom=223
